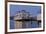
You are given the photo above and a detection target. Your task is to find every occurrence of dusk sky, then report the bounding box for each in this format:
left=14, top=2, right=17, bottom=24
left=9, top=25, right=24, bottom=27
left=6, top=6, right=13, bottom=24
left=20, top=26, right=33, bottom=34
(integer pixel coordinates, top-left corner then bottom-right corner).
left=10, top=4, right=41, bottom=29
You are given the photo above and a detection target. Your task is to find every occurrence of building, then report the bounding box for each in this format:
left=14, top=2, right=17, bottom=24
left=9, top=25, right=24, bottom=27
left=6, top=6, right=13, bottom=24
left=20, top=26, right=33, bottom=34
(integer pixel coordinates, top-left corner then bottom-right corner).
left=37, top=14, right=41, bottom=27
left=37, top=14, right=41, bottom=21
left=14, top=10, right=41, bottom=29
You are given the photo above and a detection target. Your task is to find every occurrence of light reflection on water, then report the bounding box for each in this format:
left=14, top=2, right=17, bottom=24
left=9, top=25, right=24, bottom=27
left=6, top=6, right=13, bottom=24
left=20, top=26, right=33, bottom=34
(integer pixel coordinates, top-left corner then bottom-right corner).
left=10, top=20, right=41, bottom=29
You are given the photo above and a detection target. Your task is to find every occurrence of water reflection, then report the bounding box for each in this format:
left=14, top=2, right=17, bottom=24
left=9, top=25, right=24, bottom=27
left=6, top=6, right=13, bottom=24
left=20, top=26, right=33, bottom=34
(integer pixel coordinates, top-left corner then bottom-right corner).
left=10, top=20, right=41, bottom=29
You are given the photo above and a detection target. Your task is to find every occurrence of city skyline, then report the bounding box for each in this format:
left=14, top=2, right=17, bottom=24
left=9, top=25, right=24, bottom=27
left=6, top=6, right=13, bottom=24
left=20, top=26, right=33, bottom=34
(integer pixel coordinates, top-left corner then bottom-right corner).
left=10, top=5, right=41, bottom=29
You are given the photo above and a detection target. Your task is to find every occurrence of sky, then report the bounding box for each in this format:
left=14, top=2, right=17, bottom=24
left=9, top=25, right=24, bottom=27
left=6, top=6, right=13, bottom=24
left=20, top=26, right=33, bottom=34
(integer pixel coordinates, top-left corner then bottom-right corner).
left=10, top=4, right=41, bottom=29
left=10, top=4, right=41, bottom=16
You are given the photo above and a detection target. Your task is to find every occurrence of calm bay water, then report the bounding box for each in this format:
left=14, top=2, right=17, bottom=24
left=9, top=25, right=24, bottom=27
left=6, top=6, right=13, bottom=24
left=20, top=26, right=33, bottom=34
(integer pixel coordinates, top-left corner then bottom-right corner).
left=10, top=20, right=41, bottom=29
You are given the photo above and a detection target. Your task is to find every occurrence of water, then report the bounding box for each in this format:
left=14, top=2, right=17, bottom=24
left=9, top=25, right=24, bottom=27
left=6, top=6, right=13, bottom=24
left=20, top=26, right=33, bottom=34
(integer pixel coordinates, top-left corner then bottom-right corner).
left=10, top=20, right=41, bottom=29
left=10, top=20, right=14, bottom=29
